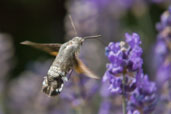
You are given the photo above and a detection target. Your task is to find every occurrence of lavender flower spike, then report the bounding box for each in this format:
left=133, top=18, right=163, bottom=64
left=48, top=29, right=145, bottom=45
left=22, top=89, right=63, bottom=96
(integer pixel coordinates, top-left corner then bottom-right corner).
left=127, top=72, right=157, bottom=113
left=103, top=33, right=142, bottom=95
left=154, top=6, right=171, bottom=114
left=103, top=33, right=157, bottom=114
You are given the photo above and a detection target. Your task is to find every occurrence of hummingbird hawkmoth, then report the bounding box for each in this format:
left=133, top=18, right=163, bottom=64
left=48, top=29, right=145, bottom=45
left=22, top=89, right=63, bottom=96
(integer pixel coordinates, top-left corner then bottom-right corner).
left=21, top=16, right=101, bottom=97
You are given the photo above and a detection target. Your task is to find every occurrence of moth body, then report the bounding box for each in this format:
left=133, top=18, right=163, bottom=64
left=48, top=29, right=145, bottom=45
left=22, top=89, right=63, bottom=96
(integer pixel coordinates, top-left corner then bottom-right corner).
left=42, top=37, right=84, bottom=96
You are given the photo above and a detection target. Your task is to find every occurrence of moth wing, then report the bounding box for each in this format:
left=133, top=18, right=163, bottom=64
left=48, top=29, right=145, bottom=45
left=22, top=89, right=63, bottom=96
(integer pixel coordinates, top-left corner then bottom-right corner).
left=74, top=57, right=100, bottom=79
left=21, top=41, right=62, bottom=56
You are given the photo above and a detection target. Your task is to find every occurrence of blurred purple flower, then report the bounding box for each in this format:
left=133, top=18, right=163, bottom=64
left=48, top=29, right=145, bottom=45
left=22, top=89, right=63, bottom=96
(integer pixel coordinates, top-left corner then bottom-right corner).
left=156, top=64, right=171, bottom=84
left=155, top=40, right=168, bottom=56
left=98, top=100, right=111, bottom=114
left=8, top=60, right=73, bottom=114
left=97, top=0, right=134, bottom=9
left=60, top=74, right=99, bottom=107
left=156, top=6, right=171, bottom=31
left=155, top=6, right=171, bottom=114
left=65, top=0, right=141, bottom=44
left=98, top=96, right=123, bottom=114
left=155, top=7, right=171, bottom=84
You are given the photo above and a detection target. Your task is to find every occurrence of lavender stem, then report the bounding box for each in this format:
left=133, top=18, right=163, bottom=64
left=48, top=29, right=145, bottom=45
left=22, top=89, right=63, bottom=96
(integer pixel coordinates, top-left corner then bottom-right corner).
left=122, top=72, right=127, bottom=114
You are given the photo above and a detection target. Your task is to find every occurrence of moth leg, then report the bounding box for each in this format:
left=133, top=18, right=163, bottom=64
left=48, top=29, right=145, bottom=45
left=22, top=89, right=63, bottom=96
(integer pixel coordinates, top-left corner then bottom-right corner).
left=48, top=87, right=53, bottom=96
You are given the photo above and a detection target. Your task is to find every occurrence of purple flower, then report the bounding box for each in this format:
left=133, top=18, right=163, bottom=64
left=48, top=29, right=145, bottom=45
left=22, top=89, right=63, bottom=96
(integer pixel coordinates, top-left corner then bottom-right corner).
left=155, top=40, right=168, bottom=56
left=155, top=6, right=171, bottom=88
left=125, top=33, right=141, bottom=48
left=128, top=45, right=143, bottom=71
left=156, top=6, right=171, bottom=31
left=155, top=7, right=171, bottom=84
left=127, top=110, right=140, bottom=114
left=156, top=64, right=171, bottom=84
left=103, top=33, right=157, bottom=113
left=103, top=33, right=143, bottom=95
left=155, top=6, right=171, bottom=113
left=128, top=73, right=157, bottom=113
left=100, top=80, right=112, bottom=97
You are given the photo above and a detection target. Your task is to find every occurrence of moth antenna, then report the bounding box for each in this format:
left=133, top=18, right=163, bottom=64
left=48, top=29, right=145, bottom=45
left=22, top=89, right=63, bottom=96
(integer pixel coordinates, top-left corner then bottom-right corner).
left=69, top=15, right=78, bottom=36
left=83, top=35, right=102, bottom=40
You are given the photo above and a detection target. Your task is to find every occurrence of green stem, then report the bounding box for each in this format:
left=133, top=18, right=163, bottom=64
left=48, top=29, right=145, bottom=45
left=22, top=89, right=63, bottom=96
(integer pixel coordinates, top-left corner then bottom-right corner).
left=122, top=73, right=127, bottom=114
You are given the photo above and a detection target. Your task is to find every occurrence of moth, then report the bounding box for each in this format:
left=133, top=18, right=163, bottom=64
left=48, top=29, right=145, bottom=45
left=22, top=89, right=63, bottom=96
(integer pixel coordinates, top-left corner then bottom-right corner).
left=21, top=16, right=101, bottom=97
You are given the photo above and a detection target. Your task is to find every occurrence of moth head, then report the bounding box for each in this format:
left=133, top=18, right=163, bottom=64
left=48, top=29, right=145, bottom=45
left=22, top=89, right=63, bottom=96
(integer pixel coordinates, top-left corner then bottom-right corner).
left=71, top=35, right=102, bottom=45
left=71, top=37, right=84, bottom=45
left=65, top=35, right=101, bottom=54
left=66, top=37, right=84, bottom=53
